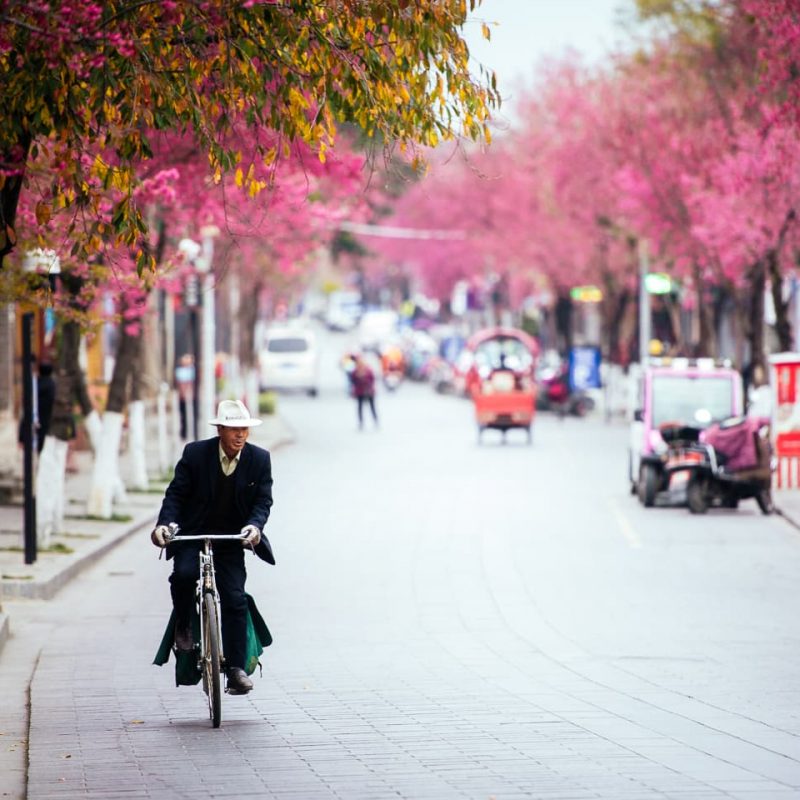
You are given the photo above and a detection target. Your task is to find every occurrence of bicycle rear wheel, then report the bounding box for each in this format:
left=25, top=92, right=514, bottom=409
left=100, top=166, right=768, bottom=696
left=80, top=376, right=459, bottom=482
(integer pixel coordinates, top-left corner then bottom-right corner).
left=202, top=592, right=222, bottom=728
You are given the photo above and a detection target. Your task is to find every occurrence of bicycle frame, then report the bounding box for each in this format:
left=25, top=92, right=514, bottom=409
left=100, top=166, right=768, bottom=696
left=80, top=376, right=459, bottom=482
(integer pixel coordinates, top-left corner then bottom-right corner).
left=169, top=533, right=246, bottom=655
left=197, top=540, right=224, bottom=669
left=165, top=531, right=247, bottom=727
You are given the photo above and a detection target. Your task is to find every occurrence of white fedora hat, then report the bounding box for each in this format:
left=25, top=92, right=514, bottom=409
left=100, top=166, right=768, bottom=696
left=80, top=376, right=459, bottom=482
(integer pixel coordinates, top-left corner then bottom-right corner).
left=209, top=399, right=262, bottom=427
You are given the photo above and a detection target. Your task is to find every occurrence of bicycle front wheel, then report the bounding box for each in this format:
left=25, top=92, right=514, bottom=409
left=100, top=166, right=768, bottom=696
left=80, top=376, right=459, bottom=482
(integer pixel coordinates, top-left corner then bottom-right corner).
left=202, top=592, right=222, bottom=728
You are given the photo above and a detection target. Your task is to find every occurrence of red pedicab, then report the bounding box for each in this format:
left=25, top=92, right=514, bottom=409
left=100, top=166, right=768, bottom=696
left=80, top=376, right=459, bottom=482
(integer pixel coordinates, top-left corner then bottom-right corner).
left=464, top=327, right=539, bottom=444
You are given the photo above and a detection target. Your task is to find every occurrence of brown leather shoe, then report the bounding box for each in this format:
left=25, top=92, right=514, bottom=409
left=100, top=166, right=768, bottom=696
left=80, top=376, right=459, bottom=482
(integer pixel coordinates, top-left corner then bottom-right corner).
left=226, top=667, right=253, bottom=694
left=174, top=623, right=194, bottom=652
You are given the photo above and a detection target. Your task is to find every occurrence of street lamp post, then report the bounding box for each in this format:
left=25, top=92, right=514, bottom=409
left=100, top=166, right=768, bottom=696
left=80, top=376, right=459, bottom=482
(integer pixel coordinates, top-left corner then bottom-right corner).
left=21, top=312, right=36, bottom=564
left=20, top=248, right=60, bottom=563
left=178, top=238, right=202, bottom=439
left=197, top=226, right=219, bottom=428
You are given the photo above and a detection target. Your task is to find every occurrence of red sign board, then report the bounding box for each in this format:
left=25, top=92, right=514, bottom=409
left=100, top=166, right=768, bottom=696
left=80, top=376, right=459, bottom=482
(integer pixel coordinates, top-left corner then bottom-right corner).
left=773, top=357, right=800, bottom=457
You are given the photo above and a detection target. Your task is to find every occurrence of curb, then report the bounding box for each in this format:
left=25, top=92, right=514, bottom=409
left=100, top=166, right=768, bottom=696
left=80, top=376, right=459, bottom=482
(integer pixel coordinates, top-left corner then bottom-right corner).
left=774, top=504, right=800, bottom=532
left=0, top=513, right=155, bottom=601
left=0, top=611, right=8, bottom=652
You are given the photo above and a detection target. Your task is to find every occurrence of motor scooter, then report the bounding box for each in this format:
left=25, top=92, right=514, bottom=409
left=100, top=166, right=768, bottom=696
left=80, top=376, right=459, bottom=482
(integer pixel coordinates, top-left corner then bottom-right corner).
left=673, top=416, right=774, bottom=515
left=380, top=346, right=405, bottom=391
left=538, top=365, right=594, bottom=417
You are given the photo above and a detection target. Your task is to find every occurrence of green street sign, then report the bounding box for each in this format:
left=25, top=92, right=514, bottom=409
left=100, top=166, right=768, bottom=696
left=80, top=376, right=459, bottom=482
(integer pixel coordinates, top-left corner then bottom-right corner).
left=644, top=273, right=673, bottom=294
left=570, top=285, right=602, bottom=303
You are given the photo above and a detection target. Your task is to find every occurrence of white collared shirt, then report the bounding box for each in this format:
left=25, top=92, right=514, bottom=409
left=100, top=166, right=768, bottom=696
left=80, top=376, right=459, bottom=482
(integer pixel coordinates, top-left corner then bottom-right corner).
left=219, top=444, right=241, bottom=477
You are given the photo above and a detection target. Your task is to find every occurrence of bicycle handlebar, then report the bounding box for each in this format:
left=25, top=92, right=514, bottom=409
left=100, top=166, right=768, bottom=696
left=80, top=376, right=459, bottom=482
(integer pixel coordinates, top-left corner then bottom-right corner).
left=165, top=533, right=248, bottom=543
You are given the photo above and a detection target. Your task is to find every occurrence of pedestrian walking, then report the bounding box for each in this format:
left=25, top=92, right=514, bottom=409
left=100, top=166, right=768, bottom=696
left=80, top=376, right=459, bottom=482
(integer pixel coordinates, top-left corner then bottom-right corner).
left=350, top=354, right=379, bottom=430
left=150, top=399, right=275, bottom=695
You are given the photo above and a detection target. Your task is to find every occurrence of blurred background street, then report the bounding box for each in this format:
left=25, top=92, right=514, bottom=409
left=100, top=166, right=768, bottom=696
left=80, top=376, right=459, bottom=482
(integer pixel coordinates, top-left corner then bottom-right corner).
left=2, top=1, right=800, bottom=798
left=2, top=324, right=798, bottom=799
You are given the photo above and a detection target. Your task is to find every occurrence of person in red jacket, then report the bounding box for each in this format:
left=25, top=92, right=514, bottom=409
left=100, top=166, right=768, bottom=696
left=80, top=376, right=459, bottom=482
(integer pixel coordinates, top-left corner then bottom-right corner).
left=349, top=354, right=379, bottom=430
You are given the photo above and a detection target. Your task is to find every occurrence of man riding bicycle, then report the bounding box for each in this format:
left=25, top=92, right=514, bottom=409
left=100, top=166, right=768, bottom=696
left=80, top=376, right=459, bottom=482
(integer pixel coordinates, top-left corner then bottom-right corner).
left=151, top=399, right=274, bottom=694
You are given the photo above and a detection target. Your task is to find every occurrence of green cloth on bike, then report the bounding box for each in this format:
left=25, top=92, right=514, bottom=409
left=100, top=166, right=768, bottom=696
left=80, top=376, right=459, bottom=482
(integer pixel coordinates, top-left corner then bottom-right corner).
left=153, top=594, right=273, bottom=686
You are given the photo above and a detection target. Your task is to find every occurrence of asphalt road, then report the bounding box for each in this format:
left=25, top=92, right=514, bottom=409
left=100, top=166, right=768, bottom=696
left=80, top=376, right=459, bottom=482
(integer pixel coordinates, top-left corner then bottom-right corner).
left=5, top=329, right=800, bottom=799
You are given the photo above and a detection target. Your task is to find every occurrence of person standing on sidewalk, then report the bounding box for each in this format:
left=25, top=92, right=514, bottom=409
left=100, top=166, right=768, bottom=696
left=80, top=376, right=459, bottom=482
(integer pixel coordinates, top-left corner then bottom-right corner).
left=350, top=354, right=379, bottom=430
left=150, top=399, right=275, bottom=694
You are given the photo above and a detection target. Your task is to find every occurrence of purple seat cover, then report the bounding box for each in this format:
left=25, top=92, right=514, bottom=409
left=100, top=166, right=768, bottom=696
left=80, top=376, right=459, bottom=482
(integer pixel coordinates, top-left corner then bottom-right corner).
left=701, top=417, right=766, bottom=472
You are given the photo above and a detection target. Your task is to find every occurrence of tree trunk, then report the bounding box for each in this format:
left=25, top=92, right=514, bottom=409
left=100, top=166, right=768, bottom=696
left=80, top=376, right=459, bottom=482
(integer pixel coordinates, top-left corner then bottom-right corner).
left=51, top=324, right=94, bottom=436
left=35, top=437, right=68, bottom=548
left=37, top=272, right=97, bottom=541
left=239, top=280, right=262, bottom=411
left=554, top=292, right=573, bottom=355
left=86, top=410, right=126, bottom=519
left=662, top=294, right=684, bottom=355
left=87, top=298, right=144, bottom=518
left=767, top=248, right=793, bottom=352
left=746, top=260, right=767, bottom=379
left=50, top=272, right=97, bottom=440
left=106, top=318, right=141, bottom=414
left=601, top=279, right=630, bottom=366
left=128, top=324, right=148, bottom=489
left=239, top=281, right=261, bottom=371
left=37, top=320, right=81, bottom=544
left=0, top=134, right=31, bottom=268
left=695, top=266, right=718, bottom=358
left=128, top=399, right=148, bottom=490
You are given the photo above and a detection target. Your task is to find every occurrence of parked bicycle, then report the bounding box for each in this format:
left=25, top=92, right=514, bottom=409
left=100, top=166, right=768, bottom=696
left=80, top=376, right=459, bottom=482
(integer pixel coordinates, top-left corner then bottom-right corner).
left=164, top=525, right=249, bottom=728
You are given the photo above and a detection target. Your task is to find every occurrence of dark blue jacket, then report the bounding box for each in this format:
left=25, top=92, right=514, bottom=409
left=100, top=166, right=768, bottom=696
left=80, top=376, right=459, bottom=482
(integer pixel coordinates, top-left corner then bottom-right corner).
left=157, top=437, right=275, bottom=564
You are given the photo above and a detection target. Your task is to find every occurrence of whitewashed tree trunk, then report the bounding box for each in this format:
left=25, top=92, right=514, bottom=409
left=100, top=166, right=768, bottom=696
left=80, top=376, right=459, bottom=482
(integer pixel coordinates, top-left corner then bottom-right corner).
left=128, top=399, right=148, bottom=490
left=87, top=410, right=127, bottom=518
left=169, top=387, right=181, bottom=456
left=83, top=408, right=103, bottom=452
left=35, top=436, right=68, bottom=549
left=245, top=369, right=259, bottom=421
left=157, top=384, right=170, bottom=475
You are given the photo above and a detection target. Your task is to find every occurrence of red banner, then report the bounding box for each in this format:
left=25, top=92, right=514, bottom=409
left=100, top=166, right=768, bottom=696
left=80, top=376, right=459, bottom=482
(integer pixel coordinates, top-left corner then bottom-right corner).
left=774, top=360, right=800, bottom=457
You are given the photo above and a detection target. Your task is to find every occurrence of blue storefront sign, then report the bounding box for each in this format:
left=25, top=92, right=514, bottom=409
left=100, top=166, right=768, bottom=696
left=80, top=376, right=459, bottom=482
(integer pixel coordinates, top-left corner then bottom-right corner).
left=568, top=346, right=601, bottom=391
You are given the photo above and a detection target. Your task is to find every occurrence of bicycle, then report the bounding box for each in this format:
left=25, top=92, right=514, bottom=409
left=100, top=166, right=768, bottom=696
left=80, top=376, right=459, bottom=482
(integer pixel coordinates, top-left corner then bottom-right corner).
left=165, top=525, right=248, bottom=729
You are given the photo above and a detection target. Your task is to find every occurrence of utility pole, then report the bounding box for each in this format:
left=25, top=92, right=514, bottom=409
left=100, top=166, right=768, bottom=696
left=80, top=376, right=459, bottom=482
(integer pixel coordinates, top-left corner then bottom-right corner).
left=21, top=313, right=36, bottom=564
left=198, top=226, right=219, bottom=427
left=638, top=239, right=651, bottom=363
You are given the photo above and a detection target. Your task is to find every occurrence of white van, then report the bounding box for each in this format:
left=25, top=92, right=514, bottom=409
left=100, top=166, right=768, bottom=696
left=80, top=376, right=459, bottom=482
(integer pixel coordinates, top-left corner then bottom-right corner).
left=259, top=327, right=319, bottom=396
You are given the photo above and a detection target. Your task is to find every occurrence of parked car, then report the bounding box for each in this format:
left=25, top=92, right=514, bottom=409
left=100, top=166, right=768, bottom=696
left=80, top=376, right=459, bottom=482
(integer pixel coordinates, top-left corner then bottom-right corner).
left=628, top=358, right=744, bottom=506
left=259, top=327, right=319, bottom=396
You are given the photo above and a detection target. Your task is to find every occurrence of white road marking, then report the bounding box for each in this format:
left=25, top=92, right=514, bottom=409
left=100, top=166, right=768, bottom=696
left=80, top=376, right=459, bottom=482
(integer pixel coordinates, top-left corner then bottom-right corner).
left=608, top=497, right=643, bottom=549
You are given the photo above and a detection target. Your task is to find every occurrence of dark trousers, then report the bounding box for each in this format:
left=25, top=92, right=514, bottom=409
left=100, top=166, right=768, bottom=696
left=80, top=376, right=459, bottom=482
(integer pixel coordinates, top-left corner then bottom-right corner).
left=356, top=395, right=378, bottom=427
left=170, top=546, right=248, bottom=670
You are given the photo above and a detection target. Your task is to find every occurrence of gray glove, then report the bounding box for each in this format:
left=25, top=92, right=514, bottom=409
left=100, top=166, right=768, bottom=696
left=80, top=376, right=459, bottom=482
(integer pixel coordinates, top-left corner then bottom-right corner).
left=241, top=524, right=261, bottom=547
left=151, top=525, right=171, bottom=548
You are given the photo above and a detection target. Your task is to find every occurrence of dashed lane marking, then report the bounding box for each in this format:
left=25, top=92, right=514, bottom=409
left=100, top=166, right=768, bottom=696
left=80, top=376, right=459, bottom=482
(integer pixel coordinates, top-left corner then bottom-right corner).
left=608, top=497, right=643, bottom=549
